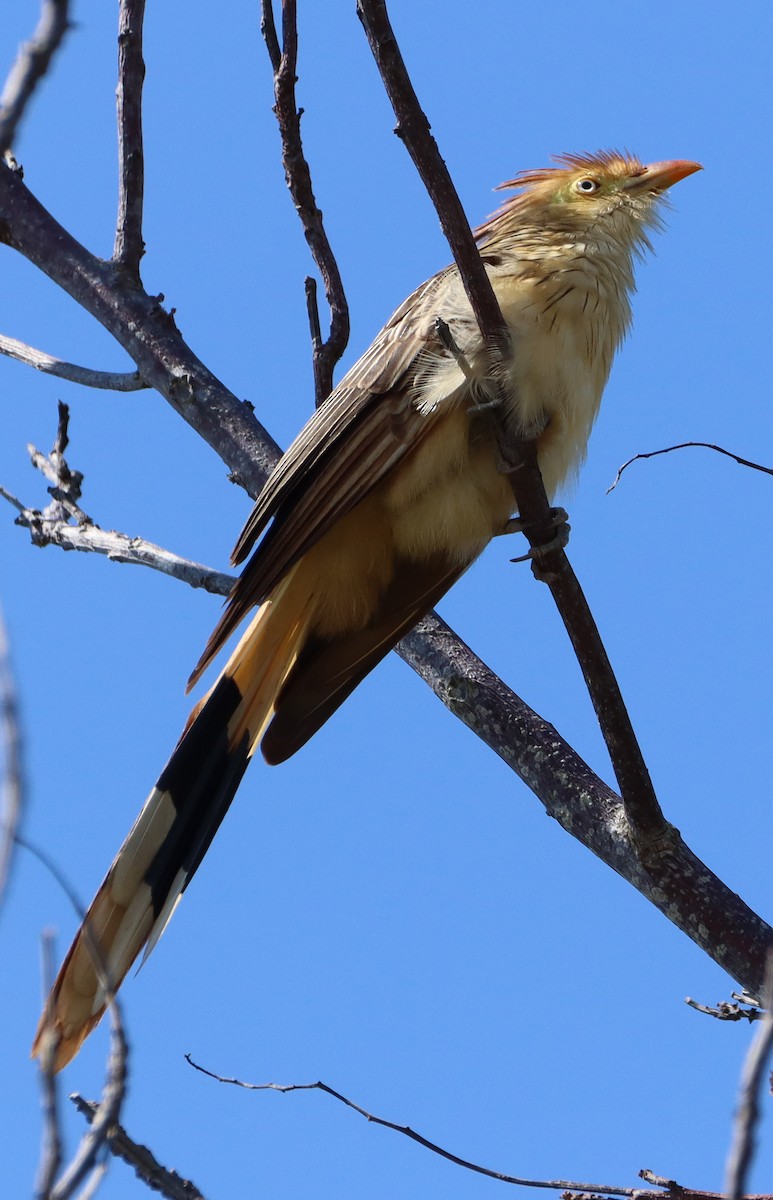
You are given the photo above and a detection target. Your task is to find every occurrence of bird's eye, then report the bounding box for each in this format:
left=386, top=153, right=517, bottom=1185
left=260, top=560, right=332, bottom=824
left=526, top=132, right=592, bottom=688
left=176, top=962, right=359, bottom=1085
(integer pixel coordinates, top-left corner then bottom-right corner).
left=575, top=178, right=600, bottom=194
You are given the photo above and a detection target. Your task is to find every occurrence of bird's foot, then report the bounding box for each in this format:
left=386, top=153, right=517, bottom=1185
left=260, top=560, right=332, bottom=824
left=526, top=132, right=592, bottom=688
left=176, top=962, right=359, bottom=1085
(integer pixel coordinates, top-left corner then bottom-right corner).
left=501, top=506, right=570, bottom=576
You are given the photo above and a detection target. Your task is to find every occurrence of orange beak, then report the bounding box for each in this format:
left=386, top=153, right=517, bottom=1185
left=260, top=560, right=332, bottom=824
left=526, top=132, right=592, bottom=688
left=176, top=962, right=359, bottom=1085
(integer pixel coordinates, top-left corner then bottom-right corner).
left=625, top=160, right=703, bottom=193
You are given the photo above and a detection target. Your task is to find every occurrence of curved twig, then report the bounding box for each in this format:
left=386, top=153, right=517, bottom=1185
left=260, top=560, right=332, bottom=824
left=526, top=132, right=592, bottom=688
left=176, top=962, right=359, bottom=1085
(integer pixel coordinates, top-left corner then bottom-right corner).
left=185, top=1055, right=773, bottom=1200
left=607, top=442, right=773, bottom=493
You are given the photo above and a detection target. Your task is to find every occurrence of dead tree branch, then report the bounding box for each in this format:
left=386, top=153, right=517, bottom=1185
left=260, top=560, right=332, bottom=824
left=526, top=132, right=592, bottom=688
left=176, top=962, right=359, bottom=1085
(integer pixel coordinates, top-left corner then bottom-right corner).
left=71, top=1096, right=207, bottom=1200
left=355, top=0, right=665, bottom=853
left=113, top=0, right=146, bottom=274
left=608, top=442, right=773, bottom=493
left=686, top=995, right=765, bottom=1024
left=0, top=0, right=70, bottom=156
left=0, top=160, right=279, bottom=496
left=1, top=405, right=235, bottom=594
left=185, top=1055, right=772, bottom=1200
left=19, top=835, right=129, bottom=1200
left=0, top=333, right=147, bottom=389
left=260, top=0, right=350, bottom=405
left=725, top=958, right=773, bottom=1200
left=0, top=604, right=23, bottom=910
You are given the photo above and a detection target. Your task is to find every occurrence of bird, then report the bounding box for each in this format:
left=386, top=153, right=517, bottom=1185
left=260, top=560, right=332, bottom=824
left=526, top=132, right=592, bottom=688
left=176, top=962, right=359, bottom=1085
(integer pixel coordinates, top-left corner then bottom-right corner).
left=33, top=150, right=701, bottom=1069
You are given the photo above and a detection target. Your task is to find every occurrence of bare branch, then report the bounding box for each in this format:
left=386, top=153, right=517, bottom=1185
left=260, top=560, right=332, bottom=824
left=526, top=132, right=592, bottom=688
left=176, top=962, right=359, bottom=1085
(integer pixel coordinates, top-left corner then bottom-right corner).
left=726, top=957, right=773, bottom=1200
left=36, top=932, right=63, bottom=1200
left=49, top=1001, right=127, bottom=1200
left=0, top=333, right=147, bottom=390
left=355, top=0, right=664, bottom=858
left=637, top=1172, right=770, bottom=1200
left=113, top=0, right=146, bottom=272
left=185, top=1055, right=772, bottom=1200
left=18, top=835, right=129, bottom=1200
left=0, top=0, right=70, bottom=156
left=607, top=442, right=773, bottom=493
left=0, top=603, right=23, bottom=909
left=686, top=997, right=765, bottom=1023
left=2, top=404, right=236, bottom=595
left=0, top=161, right=279, bottom=496
left=10, top=499, right=235, bottom=594
left=260, top=0, right=350, bottom=405
left=397, top=610, right=773, bottom=993
left=70, top=1096, right=207, bottom=1200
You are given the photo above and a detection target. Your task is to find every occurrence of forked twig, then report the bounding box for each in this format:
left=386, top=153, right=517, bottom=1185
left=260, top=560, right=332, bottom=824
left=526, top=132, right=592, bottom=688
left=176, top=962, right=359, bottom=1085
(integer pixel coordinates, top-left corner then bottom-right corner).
left=260, top=0, right=350, bottom=404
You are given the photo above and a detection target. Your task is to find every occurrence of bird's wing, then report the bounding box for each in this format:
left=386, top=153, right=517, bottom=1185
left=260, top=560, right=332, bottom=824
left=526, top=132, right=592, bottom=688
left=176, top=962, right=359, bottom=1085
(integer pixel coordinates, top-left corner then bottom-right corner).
left=189, top=266, right=465, bottom=688
left=232, top=267, right=457, bottom=567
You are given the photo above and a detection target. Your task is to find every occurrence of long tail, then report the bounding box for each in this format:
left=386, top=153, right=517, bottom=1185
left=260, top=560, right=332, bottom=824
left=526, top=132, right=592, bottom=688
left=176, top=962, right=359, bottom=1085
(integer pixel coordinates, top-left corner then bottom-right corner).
left=31, top=570, right=311, bottom=1071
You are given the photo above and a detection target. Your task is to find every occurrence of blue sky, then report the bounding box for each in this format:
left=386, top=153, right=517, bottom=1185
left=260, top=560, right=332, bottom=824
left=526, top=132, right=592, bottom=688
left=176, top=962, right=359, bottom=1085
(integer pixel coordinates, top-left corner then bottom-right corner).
left=2, top=1, right=773, bottom=1196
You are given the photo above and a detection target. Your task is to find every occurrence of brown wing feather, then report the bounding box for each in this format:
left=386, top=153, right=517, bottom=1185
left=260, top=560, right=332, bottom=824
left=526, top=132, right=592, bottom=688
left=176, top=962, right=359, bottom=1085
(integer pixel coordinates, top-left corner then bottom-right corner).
left=230, top=268, right=455, bottom=566
left=261, top=552, right=468, bottom=765
left=189, top=269, right=460, bottom=691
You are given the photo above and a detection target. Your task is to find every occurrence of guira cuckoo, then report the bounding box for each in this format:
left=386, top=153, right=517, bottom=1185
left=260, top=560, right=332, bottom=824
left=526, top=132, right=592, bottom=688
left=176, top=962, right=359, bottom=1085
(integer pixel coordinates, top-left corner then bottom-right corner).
left=33, top=151, right=700, bottom=1068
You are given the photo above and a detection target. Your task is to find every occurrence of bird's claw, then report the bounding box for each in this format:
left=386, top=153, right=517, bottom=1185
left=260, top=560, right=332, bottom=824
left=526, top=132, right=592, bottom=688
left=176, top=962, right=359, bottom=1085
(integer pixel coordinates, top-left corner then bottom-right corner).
left=502, top=506, right=570, bottom=573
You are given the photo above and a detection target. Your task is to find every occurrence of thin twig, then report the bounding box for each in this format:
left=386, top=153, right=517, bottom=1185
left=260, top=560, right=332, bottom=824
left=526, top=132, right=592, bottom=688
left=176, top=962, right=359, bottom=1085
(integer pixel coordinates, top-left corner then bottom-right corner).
left=18, top=836, right=129, bottom=1200
left=260, top=0, right=349, bottom=404
left=0, top=333, right=146, bottom=389
left=0, top=603, right=23, bottom=909
left=2, top=404, right=236, bottom=595
left=71, top=1096, right=207, bottom=1200
left=607, top=442, right=773, bottom=493
left=36, top=932, right=62, bottom=1200
left=0, top=0, right=70, bottom=156
left=638, top=1172, right=770, bottom=1200
left=686, top=997, right=764, bottom=1023
left=113, top=0, right=146, bottom=272
left=185, top=1056, right=771, bottom=1200
left=725, top=955, right=773, bottom=1200
left=355, top=0, right=664, bottom=852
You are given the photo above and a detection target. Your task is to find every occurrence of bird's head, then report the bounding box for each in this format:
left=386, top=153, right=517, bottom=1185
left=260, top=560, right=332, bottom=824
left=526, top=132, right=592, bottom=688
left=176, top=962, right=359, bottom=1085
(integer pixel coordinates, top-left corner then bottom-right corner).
left=477, top=151, right=702, bottom=250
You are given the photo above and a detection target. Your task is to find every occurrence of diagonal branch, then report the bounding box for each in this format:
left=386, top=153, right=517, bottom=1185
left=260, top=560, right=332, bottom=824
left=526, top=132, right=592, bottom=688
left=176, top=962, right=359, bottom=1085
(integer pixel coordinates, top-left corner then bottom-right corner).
left=71, top=1096, right=207, bottom=1200
left=355, top=0, right=664, bottom=849
left=113, top=0, right=146, bottom=273
left=0, top=159, right=278, bottom=496
left=0, top=0, right=70, bottom=156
